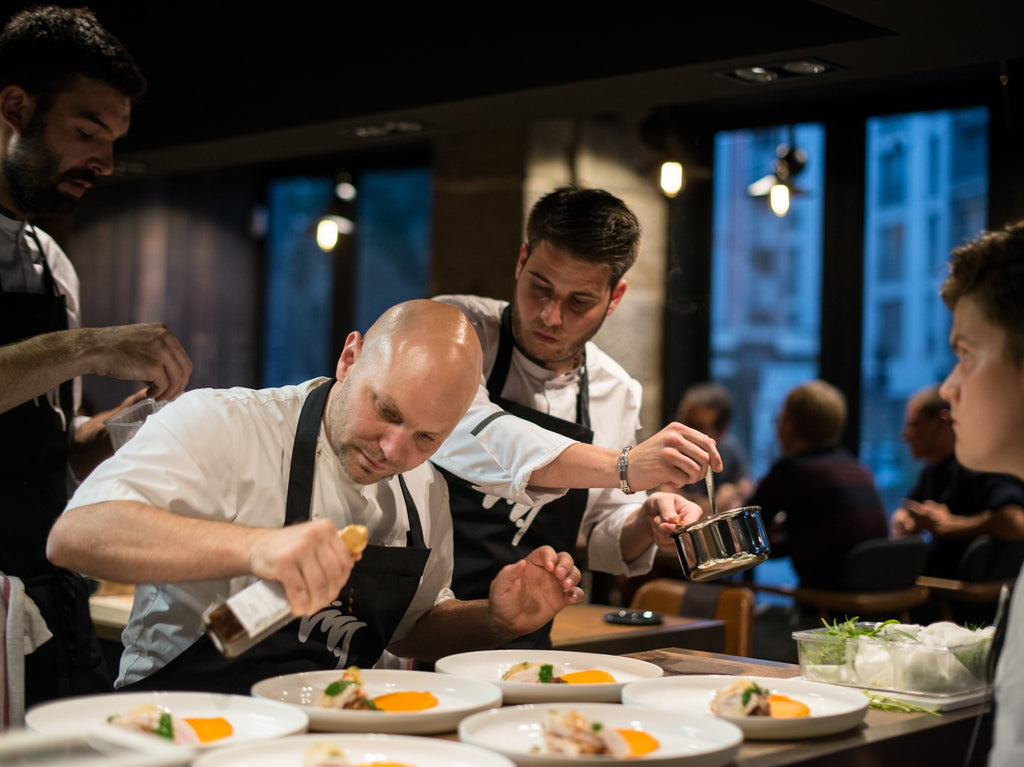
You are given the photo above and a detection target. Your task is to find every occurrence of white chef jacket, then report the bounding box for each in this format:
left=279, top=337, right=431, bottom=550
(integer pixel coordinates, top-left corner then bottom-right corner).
left=990, top=562, right=1024, bottom=766
left=0, top=211, right=83, bottom=430
left=430, top=294, right=656, bottom=576
left=65, top=378, right=455, bottom=687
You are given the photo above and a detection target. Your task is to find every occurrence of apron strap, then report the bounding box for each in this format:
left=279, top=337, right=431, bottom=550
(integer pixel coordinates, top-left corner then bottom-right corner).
left=398, top=474, right=426, bottom=548
left=284, top=378, right=334, bottom=526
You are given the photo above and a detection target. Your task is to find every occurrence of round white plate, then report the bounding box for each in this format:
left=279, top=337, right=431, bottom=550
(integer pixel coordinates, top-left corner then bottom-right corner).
left=622, top=674, right=869, bottom=739
left=192, top=732, right=516, bottom=767
left=459, top=702, right=742, bottom=767
left=25, top=691, right=308, bottom=750
left=435, top=649, right=663, bottom=704
left=250, top=668, right=501, bottom=734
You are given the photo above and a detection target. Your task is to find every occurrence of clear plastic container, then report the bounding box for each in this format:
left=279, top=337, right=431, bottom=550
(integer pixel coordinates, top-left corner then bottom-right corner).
left=793, top=622, right=992, bottom=695
left=104, top=398, right=164, bottom=451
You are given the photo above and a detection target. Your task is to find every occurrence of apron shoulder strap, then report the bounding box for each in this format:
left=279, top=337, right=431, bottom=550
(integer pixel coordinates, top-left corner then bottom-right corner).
left=490, top=304, right=591, bottom=429
left=397, top=474, right=426, bottom=548
left=285, top=378, right=334, bottom=526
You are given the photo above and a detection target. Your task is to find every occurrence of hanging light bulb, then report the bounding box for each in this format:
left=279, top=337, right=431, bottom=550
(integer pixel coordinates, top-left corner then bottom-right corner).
left=659, top=161, right=685, bottom=198
left=748, top=126, right=807, bottom=217
left=316, top=218, right=339, bottom=251
left=316, top=215, right=354, bottom=251
left=769, top=183, right=791, bottom=217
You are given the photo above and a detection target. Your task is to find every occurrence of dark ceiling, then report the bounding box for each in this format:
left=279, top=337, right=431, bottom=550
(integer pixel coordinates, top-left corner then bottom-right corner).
left=7, top=0, right=1024, bottom=175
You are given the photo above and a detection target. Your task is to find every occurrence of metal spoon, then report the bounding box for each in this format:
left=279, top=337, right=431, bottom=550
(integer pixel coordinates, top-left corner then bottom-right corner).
left=705, top=465, right=718, bottom=517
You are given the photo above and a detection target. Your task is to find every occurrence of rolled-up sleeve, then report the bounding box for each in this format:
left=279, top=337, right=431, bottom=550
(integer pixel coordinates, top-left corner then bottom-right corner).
left=430, top=385, right=573, bottom=506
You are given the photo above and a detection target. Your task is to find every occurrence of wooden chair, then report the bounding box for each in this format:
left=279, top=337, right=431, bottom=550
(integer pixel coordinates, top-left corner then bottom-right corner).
left=629, top=578, right=755, bottom=657
left=917, top=535, right=1023, bottom=623
left=754, top=536, right=932, bottom=624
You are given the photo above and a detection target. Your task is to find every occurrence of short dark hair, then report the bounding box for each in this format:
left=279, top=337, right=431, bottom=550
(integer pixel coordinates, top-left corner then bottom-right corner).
left=0, top=5, right=146, bottom=110
left=941, top=219, right=1024, bottom=365
left=678, top=382, right=733, bottom=430
left=525, top=185, right=641, bottom=287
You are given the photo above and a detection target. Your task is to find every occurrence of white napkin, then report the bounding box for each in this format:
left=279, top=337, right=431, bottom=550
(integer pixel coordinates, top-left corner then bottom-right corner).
left=1, top=573, right=53, bottom=730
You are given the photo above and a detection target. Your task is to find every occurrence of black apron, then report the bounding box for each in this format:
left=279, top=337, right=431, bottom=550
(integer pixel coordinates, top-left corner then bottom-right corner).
left=121, top=378, right=431, bottom=695
left=438, top=306, right=593, bottom=649
left=0, top=226, right=108, bottom=705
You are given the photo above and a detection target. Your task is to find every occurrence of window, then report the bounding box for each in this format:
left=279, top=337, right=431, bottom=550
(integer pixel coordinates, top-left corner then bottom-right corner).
left=261, top=167, right=432, bottom=386
left=710, top=123, right=825, bottom=481
left=859, top=106, right=989, bottom=513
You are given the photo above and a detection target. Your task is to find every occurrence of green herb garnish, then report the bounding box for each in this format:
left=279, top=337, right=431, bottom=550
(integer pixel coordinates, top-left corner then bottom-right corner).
left=538, top=663, right=554, bottom=684
left=324, top=680, right=356, bottom=697
left=591, top=721, right=604, bottom=732
left=741, top=682, right=770, bottom=707
left=863, top=691, right=941, bottom=715
left=154, top=712, right=174, bottom=740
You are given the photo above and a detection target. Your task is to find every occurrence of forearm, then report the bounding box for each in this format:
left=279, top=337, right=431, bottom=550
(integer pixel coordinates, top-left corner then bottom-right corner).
left=46, top=501, right=260, bottom=583
left=618, top=507, right=657, bottom=563
left=388, top=598, right=510, bottom=661
left=529, top=442, right=619, bottom=489
left=989, top=506, right=1024, bottom=539
left=0, top=329, right=93, bottom=413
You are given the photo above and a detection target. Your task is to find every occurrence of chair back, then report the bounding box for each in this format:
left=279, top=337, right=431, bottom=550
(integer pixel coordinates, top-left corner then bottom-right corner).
left=958, top=535, right=1024, bottom=582
left=837, top=536, right=929, bottom=592
left=629, top=578, right=755, bottom=657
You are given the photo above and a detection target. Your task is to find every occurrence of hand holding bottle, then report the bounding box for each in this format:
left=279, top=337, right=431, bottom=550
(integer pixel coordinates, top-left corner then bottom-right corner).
left=205, top=523, right=368, bottom=658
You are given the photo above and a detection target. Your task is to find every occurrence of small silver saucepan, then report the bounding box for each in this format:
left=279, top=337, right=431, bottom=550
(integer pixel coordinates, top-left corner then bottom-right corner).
left=671, top=505, right=770, bottom=582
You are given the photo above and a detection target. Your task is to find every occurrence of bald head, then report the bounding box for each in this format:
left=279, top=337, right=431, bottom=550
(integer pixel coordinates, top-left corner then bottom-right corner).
left=903, top=384, right=954, bottom=463
left=328, top=300, right=483, bottom=483
left=358, top=299, right=482, bottom=410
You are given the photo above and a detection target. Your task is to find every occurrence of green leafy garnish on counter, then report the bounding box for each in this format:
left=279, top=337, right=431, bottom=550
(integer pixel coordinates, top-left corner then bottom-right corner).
left=862, top=690, right=941, bottom=715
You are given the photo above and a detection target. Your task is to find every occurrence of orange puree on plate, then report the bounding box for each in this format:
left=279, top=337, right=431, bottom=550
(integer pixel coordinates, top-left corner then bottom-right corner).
left=614, top=728, right=660, bottom=756
left=371, top=690, right=439, bottom=711
left=559, top=669, right=616, bottom=684
left=768, top=694, right=811, bottom=718
left=182, top=717, right=233, bottom=742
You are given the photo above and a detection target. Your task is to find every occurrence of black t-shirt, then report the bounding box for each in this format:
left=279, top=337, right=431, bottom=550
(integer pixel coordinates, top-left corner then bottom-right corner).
left=908, top=454, right=1024, bottom=578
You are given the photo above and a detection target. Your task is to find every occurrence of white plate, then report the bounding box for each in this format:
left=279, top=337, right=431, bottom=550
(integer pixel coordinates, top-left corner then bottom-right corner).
left=250, top=668, right=502, bottom=733
left=435, top=649, right=663, bottom=704
left=25, top=691, right=309, bottom=750
left=623, top=674, right=869, bottom=740
left=192, top=732, right=517, bottom=767
left=459, top=702, right=742, bottom=767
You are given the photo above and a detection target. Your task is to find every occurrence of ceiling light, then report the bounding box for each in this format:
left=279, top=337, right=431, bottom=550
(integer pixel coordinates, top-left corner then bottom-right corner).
left=718, top=58, right=841, bottom=86
left=732, top=66, right=778, bottom=84
left=781, top=59, right=829, bottom=76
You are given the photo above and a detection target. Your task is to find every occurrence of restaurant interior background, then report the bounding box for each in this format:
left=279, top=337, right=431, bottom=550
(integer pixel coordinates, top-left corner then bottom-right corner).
left=24, top=0, right=1024, bottom=592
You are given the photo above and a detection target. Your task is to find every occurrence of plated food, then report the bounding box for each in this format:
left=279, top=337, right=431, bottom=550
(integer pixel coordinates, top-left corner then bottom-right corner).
left=107, top=703, right=234, bottom=745
left=623, top=674, right=868, bottom=740
left=541, top=708, right=659, bottom=757
left=501, top=662, right=616, bottom=685
left=436, top=649, right=662, bottom=704
left=191, top=733, right=516, bottom=767
left=250, top=669, right=501, bottom=734
left=315, top=666, right=439, bottom=712
left=458, top=702, right=742, bottom=767
left=709, top=678, right=810, bottom=718
left=25, top=691, right=308, bottom=749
